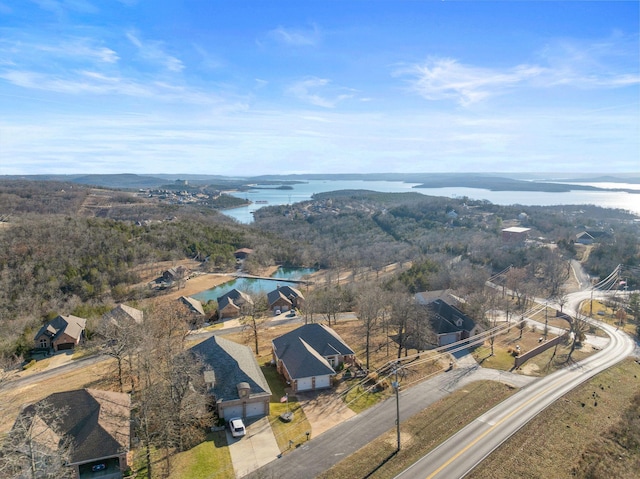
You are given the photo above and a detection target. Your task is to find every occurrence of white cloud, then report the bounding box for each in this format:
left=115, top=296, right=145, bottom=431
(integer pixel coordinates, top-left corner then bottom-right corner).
left=287, top=77, right=353, bottom=108
left=126, top=31, right=184, bottom=72
left=395, top=57, right=544, bottom=106
left=398, top=35, right=639, bottom=106
left=267, top=24, right=321, bottom=46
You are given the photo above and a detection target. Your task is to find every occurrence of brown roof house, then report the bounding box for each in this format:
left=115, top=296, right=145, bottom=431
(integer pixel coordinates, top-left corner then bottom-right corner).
left=190, top=335, right=271, bottom=420
left=272, top=324, right=355, bottom=392
left=34, top=315, right=87, bottom=352
left=10, top=389, right=131, bottom=479
left=102, top=304, right=144, bottom=326
left=266, top=285, right=305, bottom=313
left=217, top=288, right=253, bottom=319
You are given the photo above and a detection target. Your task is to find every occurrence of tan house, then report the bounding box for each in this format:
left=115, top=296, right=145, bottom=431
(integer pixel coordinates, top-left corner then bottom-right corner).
left=190, top=335, right=271, bottom=420
left=178, top=296, right=205, bottom=316
left=102, top=304, right=144, bottom=326
left=217, top=288, right=253, bottom=319
left=33, top=315, right=86, bottom=351
left=13, top=389, right=131, bottom=479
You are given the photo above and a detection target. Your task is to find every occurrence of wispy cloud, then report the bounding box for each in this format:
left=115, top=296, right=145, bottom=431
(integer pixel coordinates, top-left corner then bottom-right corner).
left=126, top=31, right=184, bottom=72
left=397, top=35, right=639, bottom=106
left=395, top=57, right=544, bottom=106
left=267, top=24, right=321, bottom=46
left=287, top=77, right=353, bottom=108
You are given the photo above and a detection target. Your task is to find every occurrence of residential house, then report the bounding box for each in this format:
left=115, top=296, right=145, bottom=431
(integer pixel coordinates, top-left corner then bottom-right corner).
left=102, top=304, right=144, bottom=327
left=33, top=315, right=86, bottom=352
left=267, top=285, right=305, bottom=313
left=425, top=299, right=479, bottom=347
left=217, top=288, right=253, bottom=319
left=162, top=265, right=190, bottom=283
left=272, top=324, right=355, bottom=392
left=13, top=389, right=131, bottom=479
left=178, top=296, right=205, bottom=316
left=190, top=335, right=271, bottom=420
left=575, top=230, right=612, bottom=245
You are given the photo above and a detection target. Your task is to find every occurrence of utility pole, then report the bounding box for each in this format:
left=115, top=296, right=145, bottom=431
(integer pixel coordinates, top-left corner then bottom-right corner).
left=393, top=362, right=401, bottom=452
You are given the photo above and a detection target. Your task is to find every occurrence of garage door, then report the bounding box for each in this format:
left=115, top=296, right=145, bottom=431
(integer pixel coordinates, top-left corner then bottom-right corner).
left=315, top=375, right=331, bottom=389
left=222, top=404, right=243, bottom=420
left=297, top=377, right=313, bottom=391
left=439, top=333, right=458, bottom=346
left=246, top=401, right=266, bottom=418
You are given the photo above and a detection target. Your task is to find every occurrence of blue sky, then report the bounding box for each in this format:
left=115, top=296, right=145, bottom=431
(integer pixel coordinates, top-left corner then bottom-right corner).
left=0, top=1, right=638, bottom=176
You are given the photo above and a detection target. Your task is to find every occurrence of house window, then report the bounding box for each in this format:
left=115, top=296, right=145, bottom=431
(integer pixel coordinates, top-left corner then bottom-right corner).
left=39, top=339, right=48, bottom=348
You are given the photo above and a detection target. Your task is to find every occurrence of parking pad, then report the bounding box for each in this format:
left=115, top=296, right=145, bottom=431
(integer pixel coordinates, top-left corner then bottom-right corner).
left=226, top=416, right=280, bottom=477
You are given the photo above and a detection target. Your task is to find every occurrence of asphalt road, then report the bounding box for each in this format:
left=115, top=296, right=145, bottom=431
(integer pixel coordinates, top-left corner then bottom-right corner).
left=245, top=364, right=535, bottom=479
left=393, top=303, right=636, bottom=479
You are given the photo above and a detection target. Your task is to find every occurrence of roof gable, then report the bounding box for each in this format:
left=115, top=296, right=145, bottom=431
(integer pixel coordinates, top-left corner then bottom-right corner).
left=34, top=315, right=87, bottom=342
left=190, top=336, right=271, bottom=401
left=272, top=324, right=354, bottom=379
left=18, top=389, right=131, bottom=465
left=428, top=299, right=475, bottom=335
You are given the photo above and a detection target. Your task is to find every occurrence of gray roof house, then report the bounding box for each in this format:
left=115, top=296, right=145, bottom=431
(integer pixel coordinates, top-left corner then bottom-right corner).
left=272, top=324, right=355, bottom=392
left=217, top=288, right=253, bottom=319
left=426, top=299, right=478, bottom=347
left=13, top=389, right=131, bottom=479
left=266, top=285, right=305, bottom=313
left=33, top=315, right=87, bottom=352
left=190, top=335, right=271, bottom=420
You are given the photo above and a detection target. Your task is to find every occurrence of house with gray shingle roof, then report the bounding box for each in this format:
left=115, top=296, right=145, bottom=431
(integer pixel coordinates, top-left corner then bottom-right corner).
left=266, top=285, right=305, bottom=313
left=13, top=388, right=131, bottom=478
left=425, top=299, right=479, bottom=347
left=217, top=288, right=253, bottom=319
left=272, top=324, right=355, bottom=392
left=179, top=296, right=205, bottom=316
left=33, top=315, right=87, bottom=352
left=190, top=335, right=271, bottom=420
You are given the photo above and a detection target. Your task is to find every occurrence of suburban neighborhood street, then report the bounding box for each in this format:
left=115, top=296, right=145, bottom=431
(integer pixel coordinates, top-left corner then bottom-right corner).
left=246, top=359, right=536, bottom=479
left=392, top=321, right=636, bottom=479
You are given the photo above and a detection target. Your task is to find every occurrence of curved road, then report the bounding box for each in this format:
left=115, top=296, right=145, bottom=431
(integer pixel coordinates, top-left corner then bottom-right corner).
left=394, top=291, right=636, bottom=479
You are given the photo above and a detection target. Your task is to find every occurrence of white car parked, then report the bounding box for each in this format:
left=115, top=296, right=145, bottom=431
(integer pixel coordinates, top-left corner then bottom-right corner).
left=228, top=417, right=246, bottom=438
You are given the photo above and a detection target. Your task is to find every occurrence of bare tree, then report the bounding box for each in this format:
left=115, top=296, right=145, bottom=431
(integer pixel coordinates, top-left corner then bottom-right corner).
left=567, top=315, right=590, bottom=362
left=0, top=400, right=74, bottom=479
left=241, top=294, right=268, bottom=355
left=356, top=282, right=385, bottom=369
left=98, top=314, right=142, bottom=393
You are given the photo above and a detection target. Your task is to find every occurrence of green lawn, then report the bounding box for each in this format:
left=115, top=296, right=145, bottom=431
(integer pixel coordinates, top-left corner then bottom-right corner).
left=170, top=431, right=234, bottom=479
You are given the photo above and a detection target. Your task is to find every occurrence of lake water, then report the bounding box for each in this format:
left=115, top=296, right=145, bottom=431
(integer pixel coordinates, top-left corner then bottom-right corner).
left=222, top=179, right=640, bottom=223
left=193, top=267, right=315, bottom=303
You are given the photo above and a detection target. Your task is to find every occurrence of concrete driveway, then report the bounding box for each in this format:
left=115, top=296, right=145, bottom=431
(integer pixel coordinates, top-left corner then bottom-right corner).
left=296, top=389, right=356, bottom=437
left=226, top=416, right=280, bottom=478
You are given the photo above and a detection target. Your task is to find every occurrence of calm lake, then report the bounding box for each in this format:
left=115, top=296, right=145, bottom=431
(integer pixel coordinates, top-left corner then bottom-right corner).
left=193, top=267, right=315, bottom=303
left=222, top=179, right=640, bottom=223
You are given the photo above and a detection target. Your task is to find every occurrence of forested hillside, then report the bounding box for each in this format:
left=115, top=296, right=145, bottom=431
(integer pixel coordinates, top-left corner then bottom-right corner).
left=0, top=181, right=638, bottom=361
